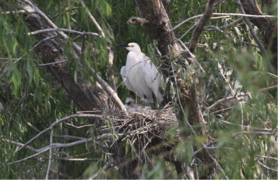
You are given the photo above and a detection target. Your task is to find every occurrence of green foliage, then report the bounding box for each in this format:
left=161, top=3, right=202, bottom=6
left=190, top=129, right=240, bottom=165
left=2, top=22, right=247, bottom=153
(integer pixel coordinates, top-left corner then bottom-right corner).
left=0, top=0, right=277, bottom=179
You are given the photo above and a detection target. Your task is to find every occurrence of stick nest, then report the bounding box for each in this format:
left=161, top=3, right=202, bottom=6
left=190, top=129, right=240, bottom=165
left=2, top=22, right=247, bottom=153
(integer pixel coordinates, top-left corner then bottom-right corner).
left=98, top=102, right=177, bottom=144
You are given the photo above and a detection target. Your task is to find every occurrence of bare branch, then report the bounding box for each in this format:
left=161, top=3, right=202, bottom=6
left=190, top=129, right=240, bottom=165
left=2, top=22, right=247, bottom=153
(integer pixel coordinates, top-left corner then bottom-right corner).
left=2, top=139, right=39, bottom=153
left=221, top=120, right=273, bottom=131
left=258, top=160, right=278, bottom=172
left=80, top=31, right=86, bottom=63
left=189, top=0, right=216, bottom=53
left=19, top=0, right=127, bottom=115
left=173, top=38, right=206, bottom=73
left=53, top=135, right=86, bottom=140
left=206, top=94, right=248, bottom=111
left=20, top=0, right=82, bottom=55
left=36, top=60, right=68, bottom=67
left=108, top=49, right=116, bottom=91
left=179, top=23, right=197, bottom=40
left=260, top=85, right=278, bottom=92
left=27, top=122, right=41, bottom=132
left=88, top=66, right=127, bottom=114
left=7, top=147, right=50, bottom=166
left=79, top=0, right=105, bottom=37
left=232, top=130, right=277, bottom=137
left=216, top=62, right=244, bottom=128
left=1, top=10, right=30, bottom=14
left=51, top=7, right=80, bottom=21
left=0, top=57, right=22, bottom=82
left=259, top=155, right=278, bottom=161
left=45, top=128, right=53, bottom=180
left=170, top=13, right=276, bottom=33
left=14, top=114, right=102, bottom=155
left=219, top=17, right=243, bottom=30
left=28, top=28, right=99, bottom=37
left=3, top=137, right=104, bottom=155
left=235, top=0, right=266, bottom=54
left=59, top=157, right=100, bottom=161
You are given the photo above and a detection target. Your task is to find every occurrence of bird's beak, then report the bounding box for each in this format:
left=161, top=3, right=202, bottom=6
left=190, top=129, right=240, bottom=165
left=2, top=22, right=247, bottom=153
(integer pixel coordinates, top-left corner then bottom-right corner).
left=117, top=44, right=129, bottom=47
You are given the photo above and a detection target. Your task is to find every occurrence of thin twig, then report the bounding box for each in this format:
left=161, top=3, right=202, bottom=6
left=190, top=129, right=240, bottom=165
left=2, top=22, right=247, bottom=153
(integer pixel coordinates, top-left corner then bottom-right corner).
left=65, top=123, right=95, bottom=129
left=259, top=155, right=278, bottom=161
left=2, top=10, right=31, bottom=14
left=235, top=0, right=266, bottom=54
left=179, top=23, right=197, bottom=40
left=207, top=94, right=240, bottom=111
left=27, top=122, right=41, bottom=132
left=170, top=13, right=276, bottom=32
left=45, top=128, right=53, bottom=180
left=36, top=60, right=68, bottom=67
left=2, top=139, right=39, bottom=153
left=80, top=31, right=86, bottom=63
left=217, top=62, right=244, bottom=128
left=79, top=0, right=105, bottom=37
left=260, top=85, right=278, bottom=92
left=220, top=17, right=243, bottom=30
left=221, top=120, right=272, bottom=131
left=232, top=130, right=277, bottom=137
left=21, top=0, right=82, bottom=55
left=172, top=38, right=206, bottom=73
left=108, top=49, right=116, bottom=91
left=189, top=0, right=216, bottom=53
left=258, top=160, right=278, bottom=172
left=21, top=0, right=126, bottom=115
left=51, top=7, right=80, bottom=21
left=0, top=57, right=22, bottom=82
left=16, top=114, right=100, bottom=154
left=89, top=66, right=127, bottom=113
left=28, top=28, right=99, bottom=37
left=7, top=147, right=50, bottom=165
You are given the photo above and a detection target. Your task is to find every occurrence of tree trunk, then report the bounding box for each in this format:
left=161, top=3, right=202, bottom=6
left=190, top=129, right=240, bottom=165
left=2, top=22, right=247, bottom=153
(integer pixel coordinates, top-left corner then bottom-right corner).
left=19, top=3, right=143, bottom=179
left=240, top=0, right=277, bottom=72
left=16, top=0, right=217, bottom=178
left=25, top=14, right=108, bottom=113
left=131, top=0, right=216, bottom=178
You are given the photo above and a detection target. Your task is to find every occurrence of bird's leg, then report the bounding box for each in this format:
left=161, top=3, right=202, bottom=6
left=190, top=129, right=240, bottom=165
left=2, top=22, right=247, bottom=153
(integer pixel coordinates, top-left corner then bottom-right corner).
left=130, top=91, right=137, bottom=103
left=152, top=92, right=157, bottom=109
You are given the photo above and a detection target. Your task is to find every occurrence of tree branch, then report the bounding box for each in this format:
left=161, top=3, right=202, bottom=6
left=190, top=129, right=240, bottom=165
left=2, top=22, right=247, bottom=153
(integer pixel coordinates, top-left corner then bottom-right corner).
left=45, top=128, right=53, bottom=180
left=108, top=49, right=116, bottom=91
left=170, top=13, right=275, bottom=33
left=28, top=28, right=99, bottom=37
left=235, top=0, right=267, bottom=54
left=79, top=0, right=105, bottom=37
left=189, top=0, right=216, bottom=53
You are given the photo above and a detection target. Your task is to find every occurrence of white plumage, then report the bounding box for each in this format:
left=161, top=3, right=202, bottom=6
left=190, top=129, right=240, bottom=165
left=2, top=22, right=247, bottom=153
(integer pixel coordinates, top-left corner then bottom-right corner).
left=124, top=97, right=151, bottom=112
left=119, top=43, right=163, bottom=105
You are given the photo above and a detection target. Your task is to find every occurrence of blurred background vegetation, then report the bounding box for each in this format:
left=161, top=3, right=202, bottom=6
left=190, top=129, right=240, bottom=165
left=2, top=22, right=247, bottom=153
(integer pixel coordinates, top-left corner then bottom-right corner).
left=0, top=0, right=277, bottom=179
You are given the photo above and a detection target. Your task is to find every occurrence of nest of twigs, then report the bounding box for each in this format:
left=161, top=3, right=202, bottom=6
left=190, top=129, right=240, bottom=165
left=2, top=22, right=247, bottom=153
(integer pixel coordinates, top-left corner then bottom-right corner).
left=98, top=102, right=177, bottom=146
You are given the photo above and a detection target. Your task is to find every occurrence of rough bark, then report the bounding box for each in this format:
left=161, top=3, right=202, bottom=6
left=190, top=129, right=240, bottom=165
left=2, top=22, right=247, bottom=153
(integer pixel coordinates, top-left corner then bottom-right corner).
left=25, top=14, right=108, bottom=113
left=240, top=0, right=277, bottom=72
left=131, top=0, right=216, bottom=178
left=6, top=0, right=221, bottom=178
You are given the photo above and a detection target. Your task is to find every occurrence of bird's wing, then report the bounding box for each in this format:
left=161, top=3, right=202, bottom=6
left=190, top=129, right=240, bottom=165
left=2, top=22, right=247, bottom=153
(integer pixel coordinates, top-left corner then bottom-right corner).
left=140, top=54, right=163, bottom=103
left=120, top=66, right=137, bottom=93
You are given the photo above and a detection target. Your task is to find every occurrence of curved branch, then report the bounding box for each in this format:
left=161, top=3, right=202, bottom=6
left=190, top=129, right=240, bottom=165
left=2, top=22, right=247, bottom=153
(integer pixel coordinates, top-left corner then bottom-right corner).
left=235, top=0, right=267, bottom=54
left=189, top=0, right=216, bottom=53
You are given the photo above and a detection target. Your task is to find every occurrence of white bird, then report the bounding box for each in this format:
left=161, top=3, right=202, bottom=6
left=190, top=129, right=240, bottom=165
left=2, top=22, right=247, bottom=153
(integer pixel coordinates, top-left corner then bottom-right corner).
left=124, top=97, right=152, bottom=112
left=118, top=43, right=163, bottom=106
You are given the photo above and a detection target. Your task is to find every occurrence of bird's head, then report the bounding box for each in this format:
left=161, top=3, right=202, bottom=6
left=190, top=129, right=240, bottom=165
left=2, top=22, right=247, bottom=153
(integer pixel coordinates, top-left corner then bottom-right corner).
left=125, top=97, right=135, bottom=106
left=117, top=43, right=141, bottom=53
